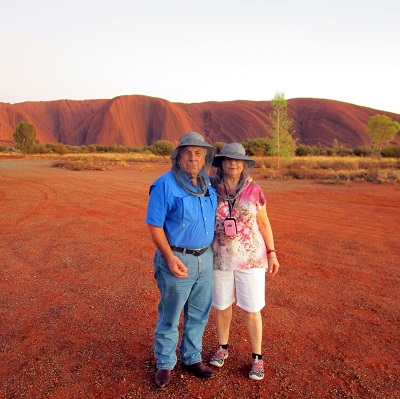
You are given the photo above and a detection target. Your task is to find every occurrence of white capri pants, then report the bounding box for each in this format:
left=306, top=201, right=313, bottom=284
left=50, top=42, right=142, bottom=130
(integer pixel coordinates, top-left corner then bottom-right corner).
left=213, top=268, right=266, bottom=312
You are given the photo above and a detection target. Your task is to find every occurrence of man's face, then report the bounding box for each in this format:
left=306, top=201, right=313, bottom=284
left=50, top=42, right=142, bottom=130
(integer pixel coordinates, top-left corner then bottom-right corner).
left=178, top=146, right=206, bottom=178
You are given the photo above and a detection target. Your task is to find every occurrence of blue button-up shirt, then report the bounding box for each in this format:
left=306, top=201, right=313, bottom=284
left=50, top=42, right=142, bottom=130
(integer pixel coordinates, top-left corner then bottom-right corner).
left=145, top=171, right=217, bottom=249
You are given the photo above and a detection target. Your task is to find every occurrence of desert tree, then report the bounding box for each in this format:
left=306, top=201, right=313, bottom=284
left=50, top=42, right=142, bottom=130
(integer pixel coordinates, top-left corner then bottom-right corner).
left=13, top=122, right=38, bottom=155
left=269, top=91, right=296, bottom=168
left=332, top=139, right=340, bottom=156
left=366, top=114, right=400, bottom=158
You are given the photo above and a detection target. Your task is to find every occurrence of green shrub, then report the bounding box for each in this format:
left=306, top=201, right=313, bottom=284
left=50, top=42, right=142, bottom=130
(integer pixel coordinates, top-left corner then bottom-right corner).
left=242, top=138, right=271, bottom=156
left=353, top=146, right=373, bottom=157
left=213, top=142, right=226, bottom=154
left=381, top=146, right=400, bottom=158
left=325, top=148, right=334, bottom=156
left=54, top=143, right=68, bottom=155
left=150, top=140, right=175, bottom=156
left=295, top=145, right=313, bottom=156
left=33, top=143, right=51, bottom=154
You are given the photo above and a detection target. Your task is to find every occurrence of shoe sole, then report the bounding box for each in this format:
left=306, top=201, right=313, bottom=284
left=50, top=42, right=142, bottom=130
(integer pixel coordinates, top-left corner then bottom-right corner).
left=209, top=360, right=224, bottom=368
left=210, top=354, right=229, bottom=368
left=155, top=384, right=169, bottom=390
left=249, top=374, right=264, bottom=381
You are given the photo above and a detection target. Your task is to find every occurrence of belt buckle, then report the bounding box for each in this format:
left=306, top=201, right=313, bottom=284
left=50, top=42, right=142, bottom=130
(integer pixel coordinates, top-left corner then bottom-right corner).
left=193, top=247, right=207, bottom=256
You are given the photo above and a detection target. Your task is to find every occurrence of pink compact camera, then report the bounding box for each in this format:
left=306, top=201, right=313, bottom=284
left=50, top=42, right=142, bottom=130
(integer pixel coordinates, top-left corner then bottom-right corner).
left=223, top=218, right=237, bottom=236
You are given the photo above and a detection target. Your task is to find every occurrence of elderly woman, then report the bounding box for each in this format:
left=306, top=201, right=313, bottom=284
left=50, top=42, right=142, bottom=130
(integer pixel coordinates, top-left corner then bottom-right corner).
left=209, top=143, right=280, bottom=381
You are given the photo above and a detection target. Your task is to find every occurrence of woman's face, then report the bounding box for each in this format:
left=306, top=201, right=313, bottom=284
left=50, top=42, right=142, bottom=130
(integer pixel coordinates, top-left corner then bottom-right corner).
left=222, top=158, right=244, bottom=180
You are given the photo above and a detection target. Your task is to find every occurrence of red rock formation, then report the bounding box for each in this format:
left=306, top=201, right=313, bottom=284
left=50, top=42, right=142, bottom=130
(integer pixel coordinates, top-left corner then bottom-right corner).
left=1, top=95, right=399, bottom=148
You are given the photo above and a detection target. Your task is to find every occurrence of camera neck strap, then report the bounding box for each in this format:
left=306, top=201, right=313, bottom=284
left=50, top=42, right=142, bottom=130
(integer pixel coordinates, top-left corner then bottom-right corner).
left=227, top=198, right=236, bottom=218
left=223, top=181, right=237, bottom=218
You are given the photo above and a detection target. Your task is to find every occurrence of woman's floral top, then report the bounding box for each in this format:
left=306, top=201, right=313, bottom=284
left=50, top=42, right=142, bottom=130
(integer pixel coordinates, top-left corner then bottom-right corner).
left=212, top=181, right=268, bottom=270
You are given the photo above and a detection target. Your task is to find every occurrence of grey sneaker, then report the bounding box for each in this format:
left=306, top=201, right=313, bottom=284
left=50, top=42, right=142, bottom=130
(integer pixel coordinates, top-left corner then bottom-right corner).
left=210, top=346, right=229, bottom=368
left=249, top=356, right=264, bottom=380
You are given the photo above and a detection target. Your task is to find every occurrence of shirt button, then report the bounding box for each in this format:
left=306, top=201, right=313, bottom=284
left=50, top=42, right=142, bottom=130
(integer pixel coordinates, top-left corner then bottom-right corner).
left=182, top=224, right=185, bottom=227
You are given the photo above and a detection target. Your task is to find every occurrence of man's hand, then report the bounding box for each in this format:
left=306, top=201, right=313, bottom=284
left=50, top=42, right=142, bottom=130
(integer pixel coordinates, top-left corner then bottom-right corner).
left=167, top=255, right=188, bottom=278
left=147, top=224, right=189, bottom=278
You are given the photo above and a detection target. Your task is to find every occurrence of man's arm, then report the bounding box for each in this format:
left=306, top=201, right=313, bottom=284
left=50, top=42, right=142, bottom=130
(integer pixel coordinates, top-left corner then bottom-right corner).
left=147, top=224, right=188, bottom=278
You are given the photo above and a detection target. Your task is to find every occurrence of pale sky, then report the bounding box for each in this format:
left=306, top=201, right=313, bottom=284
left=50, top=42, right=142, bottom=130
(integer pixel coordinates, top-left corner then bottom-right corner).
left=1, top=0, right=399, bottom=113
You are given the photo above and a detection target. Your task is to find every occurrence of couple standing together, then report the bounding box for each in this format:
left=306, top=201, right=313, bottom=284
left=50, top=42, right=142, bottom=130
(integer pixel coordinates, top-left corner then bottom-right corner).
left=145, top=132, right=280, bottom=389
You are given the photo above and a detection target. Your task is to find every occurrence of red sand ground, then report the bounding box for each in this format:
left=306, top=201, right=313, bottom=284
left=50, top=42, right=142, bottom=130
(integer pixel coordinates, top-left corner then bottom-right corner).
left=0, top=159, right=399, bottom=399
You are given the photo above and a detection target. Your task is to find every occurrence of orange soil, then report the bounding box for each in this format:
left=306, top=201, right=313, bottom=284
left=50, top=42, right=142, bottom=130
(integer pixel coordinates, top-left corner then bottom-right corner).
left=0, top=159, right=399, bottom=399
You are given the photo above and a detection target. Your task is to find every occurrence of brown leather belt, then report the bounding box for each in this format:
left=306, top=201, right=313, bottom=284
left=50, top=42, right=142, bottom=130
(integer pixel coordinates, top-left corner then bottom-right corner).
left=170, top=246, right=209, bottom=256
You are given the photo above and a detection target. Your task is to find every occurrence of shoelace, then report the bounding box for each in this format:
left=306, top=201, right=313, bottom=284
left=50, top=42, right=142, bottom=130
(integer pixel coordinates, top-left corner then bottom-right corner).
left=251, top=359, right=264, bottom=374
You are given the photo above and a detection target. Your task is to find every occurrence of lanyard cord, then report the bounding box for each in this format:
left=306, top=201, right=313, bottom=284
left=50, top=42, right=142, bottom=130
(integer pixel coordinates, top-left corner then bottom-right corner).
left=223, top=181, right=237, bottom=218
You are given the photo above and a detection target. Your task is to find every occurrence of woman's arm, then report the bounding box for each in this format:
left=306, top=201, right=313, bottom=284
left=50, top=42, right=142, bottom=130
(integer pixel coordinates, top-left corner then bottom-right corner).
left=256, top=204, right=280, bottom=276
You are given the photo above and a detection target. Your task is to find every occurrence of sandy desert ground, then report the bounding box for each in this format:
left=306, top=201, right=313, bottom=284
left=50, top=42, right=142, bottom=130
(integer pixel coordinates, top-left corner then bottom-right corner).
left=0, top=158, right=399, bottom=399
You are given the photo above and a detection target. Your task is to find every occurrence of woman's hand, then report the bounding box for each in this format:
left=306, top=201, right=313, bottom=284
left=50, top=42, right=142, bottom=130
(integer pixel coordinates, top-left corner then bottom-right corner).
left=267, top=256, right=280, bottom=277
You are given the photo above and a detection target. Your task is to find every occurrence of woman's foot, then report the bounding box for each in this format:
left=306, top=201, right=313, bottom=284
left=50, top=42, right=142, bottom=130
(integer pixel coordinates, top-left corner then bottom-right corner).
left=210, top=346, right=229, bottom=367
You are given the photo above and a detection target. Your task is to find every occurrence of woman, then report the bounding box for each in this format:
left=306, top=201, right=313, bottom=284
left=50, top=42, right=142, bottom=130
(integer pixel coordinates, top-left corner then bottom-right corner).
left=209, top=143, right=280, bottom=380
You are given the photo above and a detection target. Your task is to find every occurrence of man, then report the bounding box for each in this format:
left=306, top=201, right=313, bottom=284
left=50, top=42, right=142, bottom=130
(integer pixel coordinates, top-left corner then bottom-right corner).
left=145, top=132, right=217, bottom=389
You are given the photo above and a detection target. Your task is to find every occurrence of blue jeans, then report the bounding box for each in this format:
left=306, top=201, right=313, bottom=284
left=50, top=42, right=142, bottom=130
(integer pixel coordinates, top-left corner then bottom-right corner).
left=153, top=248, right=214, bottom=370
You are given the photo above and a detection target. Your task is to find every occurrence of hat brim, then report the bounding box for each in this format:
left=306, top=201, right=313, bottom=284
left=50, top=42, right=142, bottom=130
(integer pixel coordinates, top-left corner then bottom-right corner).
left=171, top=141, right=216, bottom=161
left=212, top=155, right=255, bottom=168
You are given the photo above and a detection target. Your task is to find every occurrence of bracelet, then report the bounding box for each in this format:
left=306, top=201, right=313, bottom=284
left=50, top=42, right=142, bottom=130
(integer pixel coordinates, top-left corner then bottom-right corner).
left=267, top=249, right=277, bottom=254
left=269, top=256, right=277, bottom=258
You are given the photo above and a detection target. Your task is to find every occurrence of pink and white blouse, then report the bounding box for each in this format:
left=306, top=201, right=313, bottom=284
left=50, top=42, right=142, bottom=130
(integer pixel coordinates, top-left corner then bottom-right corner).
left=212, top=181, right=268, bottom=270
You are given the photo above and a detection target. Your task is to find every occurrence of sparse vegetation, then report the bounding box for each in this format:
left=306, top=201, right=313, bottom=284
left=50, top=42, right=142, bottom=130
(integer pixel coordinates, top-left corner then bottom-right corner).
left=4, top=133, right=399, bottom=183
left=13, top=122, right=38, bottom=155
left=213, top=142, right=226, bottom=154
left=150, top=140, right=175, bottom=156
left=255, top=156, right=400, bottom=183
left=242, top=138, right=271, bottom=156
left=269, top=91, right=297, bottom=168
left=51, top=153, right=171, bottom=171
left=366, top=114, right=400, bottom=158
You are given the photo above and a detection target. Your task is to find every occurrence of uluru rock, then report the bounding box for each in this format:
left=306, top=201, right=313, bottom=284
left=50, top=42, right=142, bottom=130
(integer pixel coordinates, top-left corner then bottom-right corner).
left=1, top=95, right=399, bottom=148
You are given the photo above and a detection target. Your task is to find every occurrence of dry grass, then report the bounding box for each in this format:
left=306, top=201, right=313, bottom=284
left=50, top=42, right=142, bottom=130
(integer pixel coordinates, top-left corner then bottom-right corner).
left=255, top=156, right=400, bottom=183
left=4, top=152, right=398, bottom=183
left=48, top=153, right=171, bottom=171
left=34, top=152, right=171, bottom=162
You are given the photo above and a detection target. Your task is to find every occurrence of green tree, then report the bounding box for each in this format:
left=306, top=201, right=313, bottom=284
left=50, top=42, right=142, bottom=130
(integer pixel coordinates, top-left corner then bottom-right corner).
left=13, top=122, right=37, bottom=155
left=332, top=139, right=340, bottom=156
left=269, top=91, right=296, bottom=168
left=366, top=114, right=400, bottom=158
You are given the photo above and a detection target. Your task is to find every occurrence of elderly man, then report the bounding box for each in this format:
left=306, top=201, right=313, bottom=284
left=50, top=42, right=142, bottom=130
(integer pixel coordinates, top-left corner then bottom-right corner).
left=145, top=132, right=217, bottom=389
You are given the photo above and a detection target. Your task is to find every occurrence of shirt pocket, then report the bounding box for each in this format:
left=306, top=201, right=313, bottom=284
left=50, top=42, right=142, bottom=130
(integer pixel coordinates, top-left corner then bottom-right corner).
left=181, top=195, right=199, bottom=224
